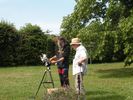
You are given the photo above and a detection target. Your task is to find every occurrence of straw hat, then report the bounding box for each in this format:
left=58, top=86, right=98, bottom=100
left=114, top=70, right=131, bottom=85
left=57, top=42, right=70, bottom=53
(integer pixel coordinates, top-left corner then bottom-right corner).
left=70, top=38, right=81, bottom=45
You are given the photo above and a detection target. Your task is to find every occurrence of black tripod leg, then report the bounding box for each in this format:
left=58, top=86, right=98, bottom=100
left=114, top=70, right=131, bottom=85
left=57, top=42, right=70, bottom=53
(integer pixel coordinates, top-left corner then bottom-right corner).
left=77, top=74, right=81, bottom=100
left=48, top=70, right=54, bottom=88
left=78, top=74, right=80, bottom=95
left=35, top=70, right=47, bottom=97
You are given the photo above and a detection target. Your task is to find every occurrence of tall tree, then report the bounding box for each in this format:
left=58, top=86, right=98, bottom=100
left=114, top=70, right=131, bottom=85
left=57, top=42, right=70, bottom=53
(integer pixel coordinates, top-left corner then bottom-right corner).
left=0, top=21, right=19, bottom=66
left=105, top=0, right=133, bottom=66
left=18, top=23, right=47, bottom=65
left=60, top=0, right=133, bottom=65
left=61, top=0, right=108, bottom=39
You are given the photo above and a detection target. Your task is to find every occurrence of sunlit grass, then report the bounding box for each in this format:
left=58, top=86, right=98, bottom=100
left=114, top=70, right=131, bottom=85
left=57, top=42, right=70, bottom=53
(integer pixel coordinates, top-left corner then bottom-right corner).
left=0, top=62, right=133, bottom=100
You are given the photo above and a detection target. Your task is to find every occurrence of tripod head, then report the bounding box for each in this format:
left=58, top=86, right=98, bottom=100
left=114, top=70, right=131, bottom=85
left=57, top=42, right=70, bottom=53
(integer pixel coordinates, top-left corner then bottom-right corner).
left=40, top=53, right=51, bottom=68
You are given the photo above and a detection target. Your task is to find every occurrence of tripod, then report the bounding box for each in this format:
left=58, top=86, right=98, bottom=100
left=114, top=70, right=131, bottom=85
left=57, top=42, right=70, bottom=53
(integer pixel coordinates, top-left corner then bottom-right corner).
left=35, top=66, right=54, bottom=97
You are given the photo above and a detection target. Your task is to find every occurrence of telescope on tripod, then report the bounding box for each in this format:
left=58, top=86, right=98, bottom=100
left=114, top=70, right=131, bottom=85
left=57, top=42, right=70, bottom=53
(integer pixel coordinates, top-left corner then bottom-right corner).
left=34, top=54, right=54, bottom=97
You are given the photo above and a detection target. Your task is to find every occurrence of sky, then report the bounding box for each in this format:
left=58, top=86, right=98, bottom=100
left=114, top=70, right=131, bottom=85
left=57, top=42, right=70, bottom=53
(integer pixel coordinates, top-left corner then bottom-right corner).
left=0, top=0, right=76, bottom=35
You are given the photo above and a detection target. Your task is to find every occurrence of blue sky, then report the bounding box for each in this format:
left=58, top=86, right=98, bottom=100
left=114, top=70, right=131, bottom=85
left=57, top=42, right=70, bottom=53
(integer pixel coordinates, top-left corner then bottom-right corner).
left=0, top=0, right=76, bottom=35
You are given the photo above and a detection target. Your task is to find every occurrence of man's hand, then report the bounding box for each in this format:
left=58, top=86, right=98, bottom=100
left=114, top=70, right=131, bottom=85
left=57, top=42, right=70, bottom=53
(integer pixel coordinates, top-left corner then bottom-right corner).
left=78, top=57, right=87, bottom=66
left=78, top=62, right=82, bottom=66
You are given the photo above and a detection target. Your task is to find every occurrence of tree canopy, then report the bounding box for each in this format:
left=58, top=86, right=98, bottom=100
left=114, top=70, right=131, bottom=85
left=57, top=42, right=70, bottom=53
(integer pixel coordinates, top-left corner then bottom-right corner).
left=0, top=0, right=133, bottom=66
left=0, top=22, right=56, bottom=66
left=61, top=0, right=133, bottom=66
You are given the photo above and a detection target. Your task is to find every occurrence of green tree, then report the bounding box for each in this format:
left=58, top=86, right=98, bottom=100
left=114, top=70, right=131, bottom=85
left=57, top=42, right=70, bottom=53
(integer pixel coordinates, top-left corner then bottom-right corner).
left=45, top=35, right=56, bottom=58
left=118, top=12, right=133, bottom=66
left=61, top=0, right=115, bottom=63
left=0, top=20, right=19, bottom=66
left=18, top=23, right=47, bottom=65
left=61, top=0, right=108, bottom=39
left=105, top=0, right=133, bottom=66
left=60, top=0, right=133, bottom=65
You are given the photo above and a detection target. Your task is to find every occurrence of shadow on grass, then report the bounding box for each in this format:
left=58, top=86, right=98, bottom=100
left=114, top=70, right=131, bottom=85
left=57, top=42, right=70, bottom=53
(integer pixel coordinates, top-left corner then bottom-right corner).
left=86, top=90, right=126, bottom=100
left=96, top=68, right=133, bottom=78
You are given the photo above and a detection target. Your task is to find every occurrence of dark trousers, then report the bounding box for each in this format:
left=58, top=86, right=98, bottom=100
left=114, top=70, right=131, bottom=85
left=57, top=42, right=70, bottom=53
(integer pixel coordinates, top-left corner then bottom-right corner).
left=58, top=68, right=69, bottom=87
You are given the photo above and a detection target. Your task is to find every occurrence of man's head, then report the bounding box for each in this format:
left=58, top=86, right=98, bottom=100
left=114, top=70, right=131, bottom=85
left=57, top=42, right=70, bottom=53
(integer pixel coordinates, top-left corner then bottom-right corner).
left=70, top=38, right=81, bottom=50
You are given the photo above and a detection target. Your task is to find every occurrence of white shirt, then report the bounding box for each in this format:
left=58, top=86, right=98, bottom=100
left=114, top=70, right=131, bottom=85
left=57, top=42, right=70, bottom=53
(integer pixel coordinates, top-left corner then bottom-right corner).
left=72, top=45, right=88, bottom=75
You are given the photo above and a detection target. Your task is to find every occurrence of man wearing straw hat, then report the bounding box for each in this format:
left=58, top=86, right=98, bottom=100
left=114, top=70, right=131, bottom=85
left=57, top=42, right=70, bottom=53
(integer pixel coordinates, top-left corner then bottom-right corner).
left=70, top=38, right=88, bottom=96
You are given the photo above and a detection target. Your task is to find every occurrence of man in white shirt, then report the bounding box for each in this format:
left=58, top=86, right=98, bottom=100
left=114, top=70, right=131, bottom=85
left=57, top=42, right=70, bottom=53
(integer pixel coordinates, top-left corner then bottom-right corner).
left=70, top=38, right=88, bottom=96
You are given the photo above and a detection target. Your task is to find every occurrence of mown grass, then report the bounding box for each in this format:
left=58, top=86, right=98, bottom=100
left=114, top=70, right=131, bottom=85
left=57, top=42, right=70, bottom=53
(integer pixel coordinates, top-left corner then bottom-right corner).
left=0, top=62, right=133, bottom=100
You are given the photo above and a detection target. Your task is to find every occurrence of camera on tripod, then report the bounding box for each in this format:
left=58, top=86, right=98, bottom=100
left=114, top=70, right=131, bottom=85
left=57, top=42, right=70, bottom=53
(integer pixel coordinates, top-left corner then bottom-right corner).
left=35, top=53, right=54, bottom=97
left=40, top=54, right=51, bottom=67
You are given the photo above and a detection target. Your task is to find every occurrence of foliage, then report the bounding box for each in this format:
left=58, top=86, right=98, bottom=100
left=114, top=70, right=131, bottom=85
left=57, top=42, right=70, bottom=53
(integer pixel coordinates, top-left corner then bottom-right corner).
left=0, top=20, right=19, bottom=66
left=77, top=21, right=104, bottom=61
left=45, top=34, right=56, bottom=58
left=17, top=23, right=47, bottom=65
left=0, top=22, right=56, bottom=66
left=1, top=0, right=133, bottom=66
left=118, top=11, right=133, bottom=66
left=107, top=0, right=133, bottom=66
left=61, top=0, right=108, bottom=40
left=60, top=0, right=133, bottom=65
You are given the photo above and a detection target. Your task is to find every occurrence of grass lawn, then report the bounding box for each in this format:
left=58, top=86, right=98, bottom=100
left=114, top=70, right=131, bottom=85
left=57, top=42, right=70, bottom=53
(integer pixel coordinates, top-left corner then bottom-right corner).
left=0, top=62, right=133, bottom=100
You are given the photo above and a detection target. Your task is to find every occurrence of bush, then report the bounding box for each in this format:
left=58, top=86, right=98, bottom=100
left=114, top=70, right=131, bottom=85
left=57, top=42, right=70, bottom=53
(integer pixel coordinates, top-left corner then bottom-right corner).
left=44, top=88, right=84, bottom=100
